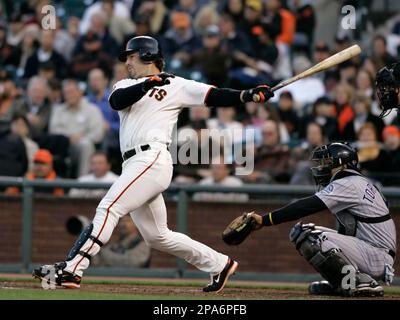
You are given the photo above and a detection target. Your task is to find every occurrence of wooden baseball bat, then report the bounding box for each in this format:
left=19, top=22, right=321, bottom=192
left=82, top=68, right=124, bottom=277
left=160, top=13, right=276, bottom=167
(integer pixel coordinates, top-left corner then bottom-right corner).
left=270, top=44, right=361, bottom=93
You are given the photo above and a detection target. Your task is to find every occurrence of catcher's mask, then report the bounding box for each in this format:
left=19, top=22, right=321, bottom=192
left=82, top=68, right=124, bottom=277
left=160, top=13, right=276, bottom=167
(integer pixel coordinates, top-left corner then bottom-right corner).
left=375, top=63, right=400, bottom=118
left=118, top=36, right=163, bottom=64
left=310, top=142, right=359, bottom=187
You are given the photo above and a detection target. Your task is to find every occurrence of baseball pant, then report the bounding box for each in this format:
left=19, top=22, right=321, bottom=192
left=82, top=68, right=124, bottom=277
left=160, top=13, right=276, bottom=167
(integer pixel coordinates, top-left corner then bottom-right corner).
left=65, top=143, right=228, bottom=276
left=319, top=231, right=394, bottom=279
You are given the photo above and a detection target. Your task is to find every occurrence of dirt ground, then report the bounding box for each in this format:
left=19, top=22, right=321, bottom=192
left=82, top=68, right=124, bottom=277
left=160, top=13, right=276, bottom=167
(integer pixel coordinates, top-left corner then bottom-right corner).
left=2, top=280, right=400, bottom=300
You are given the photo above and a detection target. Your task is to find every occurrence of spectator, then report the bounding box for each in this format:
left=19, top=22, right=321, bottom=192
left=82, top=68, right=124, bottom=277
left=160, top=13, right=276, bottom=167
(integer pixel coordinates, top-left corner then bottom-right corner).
left=13, top=24, right=40, bottom=77
left=102, top=0, right=136, bottom=45
left=26, top=149, right=64, bottom=195
left=70, top=32, right=114, bottom=81
left=110, top=61, right=129, bottom=89
left=290, top=122, right=327, bottom=185
left=92, top=215, right=151, bottom=268
left=10, top=114, right=39, bottom=171
left=161, top=11, right=201, bottom=61
left=24, top=30, right=67, bottom=79
left=173, top=0, right=203, bottom=18
left=242, top=0, right=263, bottom=50
left=333, top=82, right=354, bottom=136
left=53, top=16, right=77, bottom=62
left=243, top=120, right=290, bottom=183
left=222, top=0, right=245, bottom=27
left=0, top=71, right=24, bottom=122
left=219, top=12, right=253, bottom=61
left=371, top=35, right=397, bottom=71
left=186, top=25, right=231, bottom=87
left=0, top=119, right=28, bottom=178
left=0, top=21, right=20, bottom=68
left=342, top=94, right=385, bottom=142
left=86, top=68, right=119, bottom=157
left=355, top=68, right=375, bottom=99
left=69, top=151, right=119, bottom=198
left=79, top=0, right=131, bottom=35
left=290, top=0, right=316, bottom=56
left=382, top=125, right=400, bottom=186
left=354, top=122, right=391, bottom=181
left=299, top=96, right=339, bottom=141
left=49, top=79, right=105, bottom=178
left=193, top=157, right=248, bottom=202
left=277, top=91, right=299, bottom=139
left=193, top=3, right=220, bottom=36
left=10, top=76, right=52, bottom=137
left=6, top=14, right=24, bottom=47
left=255, top=103, right=290, bottom=144
left=134, top=0, right=169, bottom=35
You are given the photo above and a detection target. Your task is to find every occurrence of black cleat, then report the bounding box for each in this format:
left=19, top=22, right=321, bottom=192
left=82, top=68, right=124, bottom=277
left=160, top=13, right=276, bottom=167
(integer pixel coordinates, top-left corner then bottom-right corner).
left=203, top=258, right=238, bottom=293
left=32, top=261, right=81, bottom=289
left=308, top=280, right=338, bottom=296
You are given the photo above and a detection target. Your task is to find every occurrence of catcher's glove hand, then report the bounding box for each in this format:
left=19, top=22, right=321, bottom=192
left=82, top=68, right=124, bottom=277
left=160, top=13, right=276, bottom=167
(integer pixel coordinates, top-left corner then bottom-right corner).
left=142, top=72, right=175, bottom=92
left=222, top=212, right=262, bottom=246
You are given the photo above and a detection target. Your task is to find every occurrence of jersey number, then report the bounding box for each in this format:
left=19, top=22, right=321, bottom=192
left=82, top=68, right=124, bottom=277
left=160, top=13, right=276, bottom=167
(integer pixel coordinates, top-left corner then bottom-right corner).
left=149, top=88, right=167, bottom=101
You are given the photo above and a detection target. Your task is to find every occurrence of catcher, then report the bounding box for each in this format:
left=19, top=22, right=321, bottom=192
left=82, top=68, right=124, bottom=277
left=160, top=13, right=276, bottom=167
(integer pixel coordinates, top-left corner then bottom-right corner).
left=223, top=142, right=396, bottom=297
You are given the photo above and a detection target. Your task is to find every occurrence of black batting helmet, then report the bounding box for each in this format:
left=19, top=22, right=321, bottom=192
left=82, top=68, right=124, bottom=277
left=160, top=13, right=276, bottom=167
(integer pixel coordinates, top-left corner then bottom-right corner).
left=375, top=62, right=400, bottom=117
left=118, top=36, right=163, bottom=63
left=310, top=142, right=359, bottom=187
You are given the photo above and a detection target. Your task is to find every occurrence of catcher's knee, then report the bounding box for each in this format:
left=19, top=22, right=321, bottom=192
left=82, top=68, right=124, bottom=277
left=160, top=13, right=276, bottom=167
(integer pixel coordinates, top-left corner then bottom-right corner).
left=289, top=222, right=356, bottom=288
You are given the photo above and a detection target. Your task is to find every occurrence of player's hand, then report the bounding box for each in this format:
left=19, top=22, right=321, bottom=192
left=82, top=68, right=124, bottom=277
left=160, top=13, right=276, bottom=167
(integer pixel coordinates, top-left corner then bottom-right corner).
left=247, top=212, right=264, bottom=230
left=241, top=85, right=274, bottom=103
left=142, top=72, right=175, bottom=92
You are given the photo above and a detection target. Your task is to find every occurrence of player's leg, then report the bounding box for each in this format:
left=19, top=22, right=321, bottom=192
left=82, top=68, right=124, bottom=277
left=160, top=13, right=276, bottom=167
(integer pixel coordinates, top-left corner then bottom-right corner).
left=33, top=150, right=167, bottom=287
left=130, top=194, right=237, bottom=293
left=289, top=223, right=386, bottom=297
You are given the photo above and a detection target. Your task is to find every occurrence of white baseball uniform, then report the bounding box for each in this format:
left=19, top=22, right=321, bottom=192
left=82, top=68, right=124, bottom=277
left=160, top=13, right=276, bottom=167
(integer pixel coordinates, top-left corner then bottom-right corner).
left=65, top=76, right=229, bottom=277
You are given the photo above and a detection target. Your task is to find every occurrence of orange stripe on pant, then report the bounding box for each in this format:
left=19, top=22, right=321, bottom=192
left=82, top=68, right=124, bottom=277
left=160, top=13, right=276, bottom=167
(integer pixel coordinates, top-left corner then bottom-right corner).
left=72, top=151, right=161, bottom=274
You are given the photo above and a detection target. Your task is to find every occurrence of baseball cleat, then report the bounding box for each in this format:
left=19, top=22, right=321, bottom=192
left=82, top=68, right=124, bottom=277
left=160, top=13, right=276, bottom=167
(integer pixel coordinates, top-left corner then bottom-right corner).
left=203, top=258, right=238, bottom=293
left=32, top=261, right=81, bottom=289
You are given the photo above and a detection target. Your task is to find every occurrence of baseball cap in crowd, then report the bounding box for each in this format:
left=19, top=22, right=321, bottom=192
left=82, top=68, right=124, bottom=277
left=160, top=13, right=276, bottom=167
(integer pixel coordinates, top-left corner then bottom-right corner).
left=335, top=33, right=350, bottom=44
left=279, top=91, right=293, bottom=100
left=382, top=125, right=400, bottom=140
left=205, top=25, right=220, bottom=37
left=245, top=0, right=263, bottom=12
left=172, top=12, right=191, bottom=29
left=315, top=41, right=330, bottom=53
left=34, top=149, right=53, bottom=164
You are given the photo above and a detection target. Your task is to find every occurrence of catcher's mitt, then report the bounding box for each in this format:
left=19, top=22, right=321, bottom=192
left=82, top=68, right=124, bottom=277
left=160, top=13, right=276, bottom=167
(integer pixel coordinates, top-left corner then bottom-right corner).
left=222, top=212, right=258, bottom=245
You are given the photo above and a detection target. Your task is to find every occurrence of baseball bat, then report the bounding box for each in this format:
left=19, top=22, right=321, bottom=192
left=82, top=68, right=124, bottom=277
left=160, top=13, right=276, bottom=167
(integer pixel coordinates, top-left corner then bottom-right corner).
left=254, top=45, right=361, bottom=100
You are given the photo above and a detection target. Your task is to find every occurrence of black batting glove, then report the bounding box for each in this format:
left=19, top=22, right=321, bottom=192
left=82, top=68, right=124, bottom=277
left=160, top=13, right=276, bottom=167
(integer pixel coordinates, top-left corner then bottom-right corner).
left=241, top=85, right=274, bottom=103
left=142, top=72, right=175, bottom=92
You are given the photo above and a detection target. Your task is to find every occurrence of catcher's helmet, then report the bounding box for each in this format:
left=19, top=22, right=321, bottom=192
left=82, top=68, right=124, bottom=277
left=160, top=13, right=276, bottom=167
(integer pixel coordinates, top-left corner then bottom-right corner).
left=118, top=36, right=163, bottom=63
left=310, top=142, right=359, bottom=187
left=375, top=63, right=400, bottom=117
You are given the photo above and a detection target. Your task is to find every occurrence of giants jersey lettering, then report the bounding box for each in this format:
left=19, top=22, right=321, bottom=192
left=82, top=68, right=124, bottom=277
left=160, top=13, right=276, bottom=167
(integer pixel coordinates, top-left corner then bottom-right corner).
left=110, top=76, right=213, bottom=154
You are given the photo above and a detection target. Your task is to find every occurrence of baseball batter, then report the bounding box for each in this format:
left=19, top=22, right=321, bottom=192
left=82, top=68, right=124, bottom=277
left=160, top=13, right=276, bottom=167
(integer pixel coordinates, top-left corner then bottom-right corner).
left=33, top=36, right=274, bottom=292
left=244, top=143, right=396, bottom=296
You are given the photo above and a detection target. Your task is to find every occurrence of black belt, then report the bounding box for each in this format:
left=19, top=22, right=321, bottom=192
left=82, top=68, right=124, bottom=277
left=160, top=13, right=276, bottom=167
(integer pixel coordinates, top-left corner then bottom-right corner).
left=123, top=144, right=151, bottom=161
left=388, top=250, right=396, bottom=259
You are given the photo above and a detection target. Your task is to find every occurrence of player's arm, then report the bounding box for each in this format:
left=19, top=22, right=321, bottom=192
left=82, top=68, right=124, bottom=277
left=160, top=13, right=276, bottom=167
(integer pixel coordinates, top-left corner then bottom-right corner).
left=204, top=85, right=274, bottom=107
left=109, top=73, right=174, bottom=110
left=251, top=195, right=328, bottom=227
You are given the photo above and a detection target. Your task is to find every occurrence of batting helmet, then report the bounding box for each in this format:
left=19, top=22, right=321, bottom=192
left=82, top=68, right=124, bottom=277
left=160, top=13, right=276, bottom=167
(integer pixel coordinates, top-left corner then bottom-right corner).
left=118, top=36, right=163, bottom=63
left=375, top=63, right=400, bottom=117
left=310, top=142, right=359, bottom=187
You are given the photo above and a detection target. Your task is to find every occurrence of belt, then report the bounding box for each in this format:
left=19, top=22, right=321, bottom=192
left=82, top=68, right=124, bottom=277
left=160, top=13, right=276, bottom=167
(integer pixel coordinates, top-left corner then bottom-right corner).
left=388, top=249, right=396, bottom=259
left=123, top=144, right=151, bottom=161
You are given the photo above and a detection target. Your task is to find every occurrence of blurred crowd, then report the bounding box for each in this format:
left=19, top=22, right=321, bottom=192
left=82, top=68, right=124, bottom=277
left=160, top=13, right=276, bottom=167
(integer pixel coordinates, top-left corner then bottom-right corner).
left=1, top=0, right=400, bottom=199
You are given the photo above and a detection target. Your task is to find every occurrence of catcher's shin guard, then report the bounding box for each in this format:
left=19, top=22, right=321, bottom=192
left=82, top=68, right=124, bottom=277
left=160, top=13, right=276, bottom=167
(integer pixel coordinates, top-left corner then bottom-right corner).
left=66, top=223, right=104, bottom=263
left=289, top=222, right=356, bottom=289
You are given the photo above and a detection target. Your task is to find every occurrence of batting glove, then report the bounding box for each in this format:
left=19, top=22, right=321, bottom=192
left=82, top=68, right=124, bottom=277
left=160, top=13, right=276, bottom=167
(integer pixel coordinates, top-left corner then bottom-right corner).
left=241, top=85, right=274, bottom=103
left=142, top=72, right=175, bottom=92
